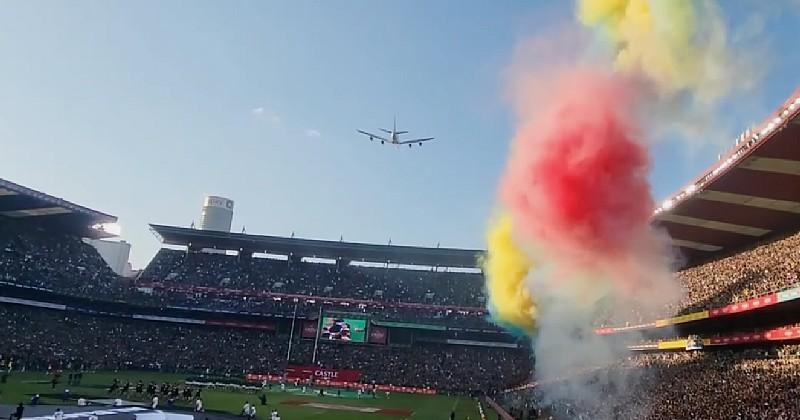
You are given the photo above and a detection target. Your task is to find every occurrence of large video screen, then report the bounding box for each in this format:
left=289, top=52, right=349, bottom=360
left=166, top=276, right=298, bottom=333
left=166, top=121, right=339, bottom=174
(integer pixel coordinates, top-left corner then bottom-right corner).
left=320, top=316, right=367, bottom=343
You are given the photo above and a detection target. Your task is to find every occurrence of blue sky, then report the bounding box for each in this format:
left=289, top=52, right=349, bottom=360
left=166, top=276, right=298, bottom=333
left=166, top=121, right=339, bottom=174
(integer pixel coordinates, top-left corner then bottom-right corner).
left=1, top=1, right=798, bottom=268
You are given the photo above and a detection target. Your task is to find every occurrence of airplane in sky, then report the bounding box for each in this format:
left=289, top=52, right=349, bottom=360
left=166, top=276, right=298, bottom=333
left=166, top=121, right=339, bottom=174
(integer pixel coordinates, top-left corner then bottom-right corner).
left=357, top=117, right=435, bottom=148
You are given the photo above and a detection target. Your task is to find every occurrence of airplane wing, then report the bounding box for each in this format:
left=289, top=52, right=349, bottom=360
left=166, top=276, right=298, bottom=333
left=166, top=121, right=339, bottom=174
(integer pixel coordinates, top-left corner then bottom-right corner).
left=398, top=137, right=435, bottom=145
left=357, top=130, right=388, bottom=142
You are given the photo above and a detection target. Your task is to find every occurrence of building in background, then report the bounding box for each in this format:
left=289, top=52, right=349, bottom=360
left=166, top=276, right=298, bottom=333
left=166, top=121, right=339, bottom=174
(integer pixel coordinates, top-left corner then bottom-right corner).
left=199, top=195, right=234, bottom=232
left=85, top=238, right=134, bottom=277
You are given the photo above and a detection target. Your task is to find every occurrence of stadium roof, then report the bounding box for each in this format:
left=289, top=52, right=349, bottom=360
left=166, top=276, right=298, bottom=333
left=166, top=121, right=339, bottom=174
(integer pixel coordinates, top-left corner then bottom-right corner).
left=0, top=177, right=117, bottom=238
left=149, top=224, right=483, bottom=267
left=652, top=89, right=800, bottom=265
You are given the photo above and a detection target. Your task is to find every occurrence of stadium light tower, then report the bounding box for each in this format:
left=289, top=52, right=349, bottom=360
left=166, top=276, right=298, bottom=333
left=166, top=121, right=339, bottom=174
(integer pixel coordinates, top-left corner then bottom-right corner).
left=199, top=195, right=234, bottom=232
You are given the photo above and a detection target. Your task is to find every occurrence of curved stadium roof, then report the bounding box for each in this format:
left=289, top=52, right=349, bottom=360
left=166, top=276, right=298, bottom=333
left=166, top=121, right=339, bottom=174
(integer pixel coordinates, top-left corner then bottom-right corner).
left=653, top=89, right=800, bottom=265
left=0, top=177, right=117, bottom=239
left=149, top=224, right=483, bottom=267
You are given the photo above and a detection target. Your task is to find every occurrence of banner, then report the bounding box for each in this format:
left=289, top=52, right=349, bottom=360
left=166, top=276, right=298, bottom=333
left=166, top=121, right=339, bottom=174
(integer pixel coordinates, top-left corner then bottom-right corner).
left=709, top=294, right=777, bottom=317
left=285, top=365, right=362, bottom=382
left=594, top=323, right=656, bottom=335
left=446, top=339, right=518, bottom=348
left=371, top=320, right=447, bottom=331
left=668, top=310, right=709, bottom=325
left=657, top=339, right=688, bottom=350
left=301, top=320, right=318, bottom=339
left=709, top=332, right=765, bottom=345
left=206, top=320, right=275, bottom=330
left=368, top=326, right=388, bottom=344
left=132, top=315, right=204, bottom=324
left=764, top=326, right=800, bottom=341
left=629, top=343, right=658, bottom=351
left=777, top=287, right=800, bottom=303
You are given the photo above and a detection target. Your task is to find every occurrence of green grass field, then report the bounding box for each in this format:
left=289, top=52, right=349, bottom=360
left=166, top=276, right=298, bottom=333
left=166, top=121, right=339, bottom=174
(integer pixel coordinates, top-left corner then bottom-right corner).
left=0, top=371, right=485, bottom=420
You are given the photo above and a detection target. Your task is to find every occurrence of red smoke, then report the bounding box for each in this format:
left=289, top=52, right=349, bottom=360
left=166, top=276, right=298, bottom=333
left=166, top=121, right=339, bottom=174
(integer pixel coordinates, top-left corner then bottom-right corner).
left=501, top=68, right=654, bottom=264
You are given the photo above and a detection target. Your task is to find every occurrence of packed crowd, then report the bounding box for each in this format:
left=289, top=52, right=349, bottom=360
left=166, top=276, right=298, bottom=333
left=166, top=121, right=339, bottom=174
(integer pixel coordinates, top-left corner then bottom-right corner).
left=0, top=304, right=287, bottom=375
left=596, top=230, right=800, bottom=326
left=6, top=214, right=800, bottom=334
left=136, top=287, right=493, bottom=328
left=132, top=248, right=493, bottom=326
left=141, top=249, right=486, bottom=307
left=0, top=221, right=492, bottom=327
left=499, top=347, right=800, bottom=419
left=312, top=342, right=529, bottom=393
left=675, top=230, right=800, bottom=315
left=0, top=221, right=122, bottom=299
left=0, top=304, right=527, bottom=392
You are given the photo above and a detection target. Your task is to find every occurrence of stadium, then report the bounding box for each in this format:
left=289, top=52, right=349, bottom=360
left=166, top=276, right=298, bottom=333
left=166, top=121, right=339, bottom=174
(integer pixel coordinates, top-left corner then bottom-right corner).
left=0, top=175, right=526, bottom=419
left=3, top=2, right=800, bottom=420
left=1, top=87, right=800, bottom=419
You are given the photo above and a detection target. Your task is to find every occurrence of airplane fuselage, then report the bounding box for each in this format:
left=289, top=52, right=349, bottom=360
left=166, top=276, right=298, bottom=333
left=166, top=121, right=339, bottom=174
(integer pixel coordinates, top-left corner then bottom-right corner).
left=357, top=118, right=434, bottom=147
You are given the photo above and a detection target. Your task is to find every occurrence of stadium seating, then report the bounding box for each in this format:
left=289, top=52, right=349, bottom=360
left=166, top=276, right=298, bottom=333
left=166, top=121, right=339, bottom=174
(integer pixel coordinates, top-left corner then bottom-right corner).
left=0, top=220, right=122, bottom=299
left=595, top=230, right=800, bottom=326
left=674, top=230, right=800, bottom=315
left=132, top=248, right=493, bottom=326
left=0, top=304, right=529, bottom=392
left=0, top=219, right=492, bottom=326
left=9, top=211, right=800, bottom=330
left=0, top=304, right=287, bottom=374
left=8, top=208, right=800, bottom=409
left=498, top=348, right=800, bottom=419
left=140, top=249, right=486, bottom=307
left=310, top=342, right=528, bottom=393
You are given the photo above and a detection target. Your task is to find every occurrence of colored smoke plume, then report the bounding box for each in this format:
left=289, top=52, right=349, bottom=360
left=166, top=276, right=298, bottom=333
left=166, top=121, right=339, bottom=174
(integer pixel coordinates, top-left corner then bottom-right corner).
left=577, top=0, right=735, bottom=103
left=483, top=213, right=537, bottom=334
left=494, top=64, right=681, bottom=418
left=501, top=68, right=651, bottom=263
left=499, top=65, right=679, bottom=307
left=576, top=0, right=765, bottom=151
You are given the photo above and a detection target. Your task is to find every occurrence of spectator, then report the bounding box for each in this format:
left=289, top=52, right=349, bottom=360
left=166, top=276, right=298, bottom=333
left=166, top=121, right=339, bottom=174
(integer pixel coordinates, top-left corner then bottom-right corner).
left=13, top=403, right=23, bottom=420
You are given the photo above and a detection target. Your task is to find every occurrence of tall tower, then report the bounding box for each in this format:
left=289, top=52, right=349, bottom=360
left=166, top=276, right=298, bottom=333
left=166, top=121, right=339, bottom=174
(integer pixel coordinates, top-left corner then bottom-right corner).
left=199, top=195, right=234, bottom=232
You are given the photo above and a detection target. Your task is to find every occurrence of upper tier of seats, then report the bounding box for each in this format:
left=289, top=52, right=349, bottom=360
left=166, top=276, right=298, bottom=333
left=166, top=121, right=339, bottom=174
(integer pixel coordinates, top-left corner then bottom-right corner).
left=0, top=220, right=121, bottom=298
left=596, top=230, right=800, bottom=327
left=499, top=347, right=800, bottom=419
left=140, top=248, right=486, bottom=307
left=5, top=216, right=800, bottom=330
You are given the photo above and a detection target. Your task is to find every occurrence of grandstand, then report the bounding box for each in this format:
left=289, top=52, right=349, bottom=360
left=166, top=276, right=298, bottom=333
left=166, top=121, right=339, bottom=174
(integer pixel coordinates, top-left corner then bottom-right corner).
left=2, top=91, right=800, bottom=419
left=0, top=176, right=528, bottom=419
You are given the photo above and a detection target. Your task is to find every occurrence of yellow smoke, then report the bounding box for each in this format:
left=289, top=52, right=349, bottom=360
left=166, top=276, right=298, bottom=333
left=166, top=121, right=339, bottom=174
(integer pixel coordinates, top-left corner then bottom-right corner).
left=483, top=214, right=537, bottom=333
left=577, top=0, right=730, bottom=102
